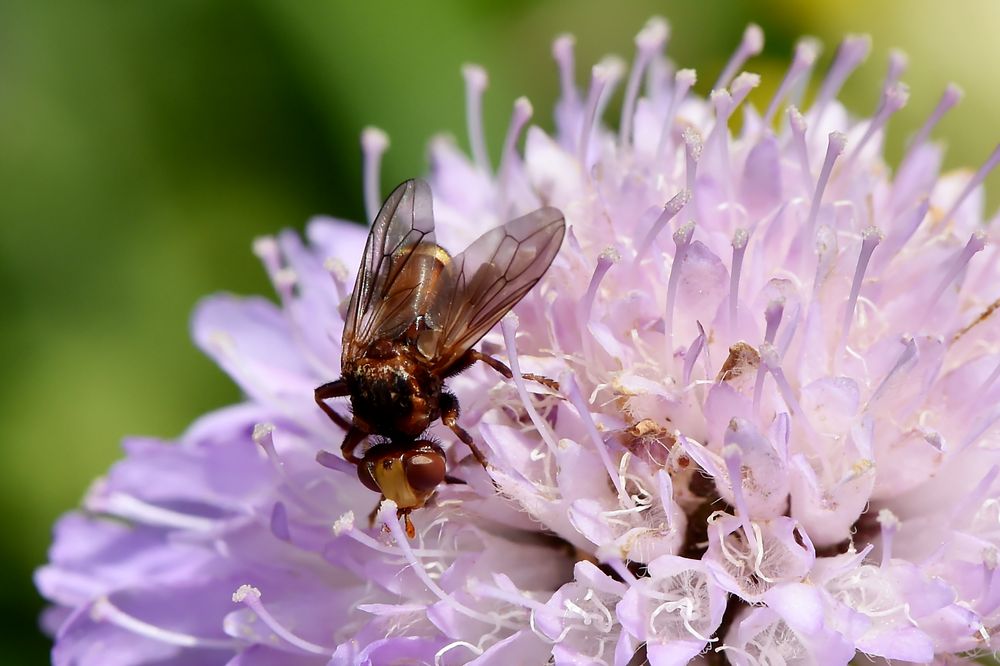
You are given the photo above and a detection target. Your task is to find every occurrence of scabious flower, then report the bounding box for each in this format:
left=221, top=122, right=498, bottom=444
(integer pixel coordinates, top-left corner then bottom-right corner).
left=37, top=16, right=1000, bottom=665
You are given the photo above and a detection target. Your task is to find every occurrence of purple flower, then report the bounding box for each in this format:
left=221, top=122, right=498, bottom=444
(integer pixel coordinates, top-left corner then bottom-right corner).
left=38, top=16, right=1000, bottom=665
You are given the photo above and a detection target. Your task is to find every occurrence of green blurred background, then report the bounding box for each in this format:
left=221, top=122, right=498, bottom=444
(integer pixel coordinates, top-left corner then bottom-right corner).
left=3, top=1, right=1000, bottom=662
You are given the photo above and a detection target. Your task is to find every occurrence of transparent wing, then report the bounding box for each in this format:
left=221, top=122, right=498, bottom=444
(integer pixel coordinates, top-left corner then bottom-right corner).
left=342, top=179, right=436, bottom=364
left=425, top=207, right=565, bottom=371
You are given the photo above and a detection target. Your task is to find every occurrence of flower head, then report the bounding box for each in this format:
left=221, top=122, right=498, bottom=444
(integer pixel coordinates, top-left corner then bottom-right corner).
left=38, top=16, right=1000, bottom=665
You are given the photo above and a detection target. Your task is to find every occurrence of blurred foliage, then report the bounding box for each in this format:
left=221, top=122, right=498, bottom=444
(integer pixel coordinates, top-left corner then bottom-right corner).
left=2, top=1, right=999, bottom=661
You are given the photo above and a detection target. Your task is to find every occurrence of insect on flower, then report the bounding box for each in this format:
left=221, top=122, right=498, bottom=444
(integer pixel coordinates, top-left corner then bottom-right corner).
left=315, top=179, right=565, bottom=536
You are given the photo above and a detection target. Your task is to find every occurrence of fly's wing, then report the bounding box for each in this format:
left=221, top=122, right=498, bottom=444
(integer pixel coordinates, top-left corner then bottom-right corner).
left=425, top=207, right=565, bottom=371
left=342, top=179, right=436, bottom=365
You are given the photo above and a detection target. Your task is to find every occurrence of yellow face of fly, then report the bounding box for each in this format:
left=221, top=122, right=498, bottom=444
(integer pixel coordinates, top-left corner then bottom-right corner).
left=372, top=456, right=426, bottom=510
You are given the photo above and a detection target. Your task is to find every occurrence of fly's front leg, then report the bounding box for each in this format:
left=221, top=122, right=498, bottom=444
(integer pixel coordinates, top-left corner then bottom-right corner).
left=315, top=379, right=352, bottom=430
left=466, top=349, right=560, bottom=391
left=440, top=392, right=488, bottom=468
left=340, top=426, right=367, bottom=465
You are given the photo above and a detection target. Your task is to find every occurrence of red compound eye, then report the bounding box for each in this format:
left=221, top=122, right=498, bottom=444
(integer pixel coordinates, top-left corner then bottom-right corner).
left=357, top=459, right=381, bottom=493
left=402, top=447, right=446, bottom=493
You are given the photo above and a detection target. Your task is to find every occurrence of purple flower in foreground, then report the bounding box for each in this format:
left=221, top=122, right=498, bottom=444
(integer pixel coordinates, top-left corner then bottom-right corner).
left=38, top=16, right=1000, bottom=665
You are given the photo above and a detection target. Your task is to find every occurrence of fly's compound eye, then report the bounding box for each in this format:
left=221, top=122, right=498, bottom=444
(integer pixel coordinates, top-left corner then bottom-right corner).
left=403, top=448, right=446, bottom=493
left=357, top=459, right=381, bottom=493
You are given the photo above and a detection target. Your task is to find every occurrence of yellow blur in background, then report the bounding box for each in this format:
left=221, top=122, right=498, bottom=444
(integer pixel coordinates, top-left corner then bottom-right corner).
left=3, top=1, right=999, bottom=660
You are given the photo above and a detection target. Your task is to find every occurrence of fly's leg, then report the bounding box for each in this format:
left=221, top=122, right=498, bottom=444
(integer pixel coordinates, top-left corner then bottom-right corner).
left=340, top=426, right=367, bottom=465
left=466, top=349, right=560, bottom=391
left=315, top=379, right=352, bottom=430
left=440, top=392, right=488, bottom=468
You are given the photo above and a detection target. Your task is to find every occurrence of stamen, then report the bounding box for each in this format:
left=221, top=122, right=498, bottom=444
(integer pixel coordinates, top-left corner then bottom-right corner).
left=707, top=74, right=760, bottom=194
left=763, top=39, right=819, bottom=128
left=232, top=585, right=331, bottom=655
left=683, top=127, right=703, bottom=194
left=498, top=96, right=533, bottom=211
left=941, top=144, right=1000, bottom=226
left=753, top=301, right=783, bottom=414
left=676, top=433, right=725, bottom=480
left=845, top=82, right=909, bottom=166
left=553, top=35, right=579, bottom=112
left=620, top=17, right=670, bottom=147
left=634, top=189, right=690, bottom=263
left=664, top=222, right=696, bottom=362
left=867, top=336, right=917, bottom=406
left=582, top=247, right=619, bottom=320
left=656, top=69, right=697, bottom=162
left=925, top=231, right=987, bottom=316
left=899, top=84, right=963, bottom=172
left=883, top=49, right=909, bottom=91
left=714, top=24, right=764, bottom=91
left=361, top=127, right=389, bottom=224
left=270, top=501, right=291, bottom=542
left=462, top=64, right=491, bottom=173
left=91, top=491, right=218, bottom=532
left=787, top=106, right=812, bottom=194
left=579, top=60, right=623, bottom=174
left=810, top=34, right=872, bottom=128
left=252, top=236, right=283, bottom=288
left=500, top=315, right=560, bottom=453
left=760, top=342, right=804, bottom=418
left=606, top=558, right=639, bottom=584
left=565, top=374, right=631, bottom=505
left=683, top=322, right=707, bottom=386
left=840, top=226, right=883, bottom=349
left=378, top=500, right=519, bottom=629
left=729, top=228, right=750, bottom=329
left=722, top=444, right=758, bottom=552
left=91, top=596, right=239, bottom=650
left=807, top=132, right=848, bottom=231
left=876, top=508, right=899, bottom=568
left=872, top=198, right=929, bottom=274
left=657, top=469, right=682, bottom=527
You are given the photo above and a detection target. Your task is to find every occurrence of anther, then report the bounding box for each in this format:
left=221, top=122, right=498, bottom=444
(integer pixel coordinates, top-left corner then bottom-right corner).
left=714, top=24, right=764, bottom=91
left=361, top=126, right=389, bottom=224
left=462, top=64, right=491, bottom=173
left=763, top=39, right=819, bottom=128
left=634, top=189, right=690, bottom=263
left=621, top=17, right=670, bottom=147
left=656, top=69, right=697, bottom=161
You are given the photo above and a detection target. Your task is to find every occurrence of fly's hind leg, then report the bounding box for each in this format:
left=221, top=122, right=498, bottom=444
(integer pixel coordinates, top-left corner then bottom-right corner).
left=466, top=350, right=560, bottom=391
left=440, top=392, right=488, bottom=469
